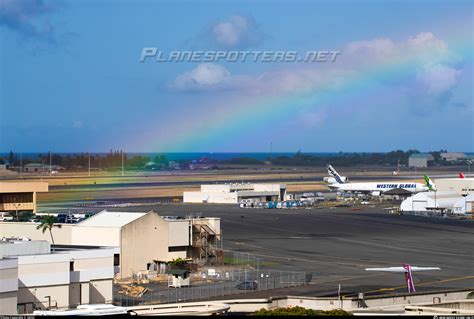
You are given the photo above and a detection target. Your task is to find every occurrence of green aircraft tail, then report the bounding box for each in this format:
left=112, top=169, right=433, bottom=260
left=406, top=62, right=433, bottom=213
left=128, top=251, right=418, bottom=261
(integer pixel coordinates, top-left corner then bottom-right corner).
left=423, top=175, right=436, bottom=191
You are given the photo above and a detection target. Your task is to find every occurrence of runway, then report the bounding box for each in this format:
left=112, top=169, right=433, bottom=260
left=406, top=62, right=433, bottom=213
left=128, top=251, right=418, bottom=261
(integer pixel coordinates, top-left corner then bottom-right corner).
left=112, top=203, right=474, bottom=296
left=47, top=174, right=431, bottom=191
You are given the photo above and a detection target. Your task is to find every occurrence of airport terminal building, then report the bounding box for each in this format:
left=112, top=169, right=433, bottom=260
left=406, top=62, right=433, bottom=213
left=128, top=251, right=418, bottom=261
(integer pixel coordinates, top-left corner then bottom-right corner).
left=183, top=183, right=287, bottom=204
left=0, top=182, right=48, bottom=214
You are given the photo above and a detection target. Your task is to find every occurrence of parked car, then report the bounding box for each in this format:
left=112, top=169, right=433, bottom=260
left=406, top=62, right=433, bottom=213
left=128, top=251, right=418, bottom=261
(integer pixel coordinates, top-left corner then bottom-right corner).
left=57, top=213, right=78, bottom=223
left=0, top=212, right=14, bottom=221
left=235, top=281, right=258, bottom=290
left=56, top=213, right=67, bottom=223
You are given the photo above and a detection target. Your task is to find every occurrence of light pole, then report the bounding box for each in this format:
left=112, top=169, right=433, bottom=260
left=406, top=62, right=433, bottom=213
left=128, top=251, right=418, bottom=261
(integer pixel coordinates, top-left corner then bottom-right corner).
left=121, top=150, right=124, bottom=177
left=13, top=202, right=21, bottom=221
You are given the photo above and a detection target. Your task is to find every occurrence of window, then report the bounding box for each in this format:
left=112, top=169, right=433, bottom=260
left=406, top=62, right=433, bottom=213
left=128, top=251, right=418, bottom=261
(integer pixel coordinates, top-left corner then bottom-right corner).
left=114, top=254, right=120, bottom=266
left=168, top=246, right=187, bottom=252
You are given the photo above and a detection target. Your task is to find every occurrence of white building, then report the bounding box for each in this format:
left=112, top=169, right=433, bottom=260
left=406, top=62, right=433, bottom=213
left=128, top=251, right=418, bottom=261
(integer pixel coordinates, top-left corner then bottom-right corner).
left=434, top=177, right=474, bottom=196
left=400, top=191, right=473, bottom=215
left=0, top=238, right=115, bottom=314
left=400, top=178, right=474, bottom=215
left=0, top=257, right=17, bottom=314
left=408, top=153, right=434, bottom=168
left=440, top=152, right=466, bottom=162
left=183, top=183, right=287, bottom=204
left=0, top=210, right=221, bottom=279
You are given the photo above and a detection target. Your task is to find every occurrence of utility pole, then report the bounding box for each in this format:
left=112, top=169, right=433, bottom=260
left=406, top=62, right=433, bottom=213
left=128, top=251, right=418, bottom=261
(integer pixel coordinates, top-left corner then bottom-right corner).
left=88, top=152, right=91, bottom=177
left=270, top=141, right=273, bottom=162
left=121, top=150, right=124, bottom=177
left=49, top=151, right=52, bottom=176
left=19, top=153, right=22, bottom=177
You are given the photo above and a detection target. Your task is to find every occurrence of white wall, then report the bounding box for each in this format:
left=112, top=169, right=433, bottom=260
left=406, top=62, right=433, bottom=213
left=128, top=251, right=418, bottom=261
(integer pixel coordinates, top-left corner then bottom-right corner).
left=400, top=191, right=467, bottom=213
left=201, top=185, right=231, bottom=193
left=183, top=192, right=209, bottom=203
left=71, top=227, right=120, bottom=247
left=435, top=178, right=474, bottom=195
left=0, top=291, right=17, bottom=314
left=0, top=258, right=18, bottom=314
left=0, top=223, right=73, bottom=245
left=208, top=192, right=238, bottom=203
left=0, top=223, right=122, bottom=247
left=168, top=221, right=190, bottom=247
left=184, top=191, right=238, bottom=203
left=409, top=158, right=427, bottom=168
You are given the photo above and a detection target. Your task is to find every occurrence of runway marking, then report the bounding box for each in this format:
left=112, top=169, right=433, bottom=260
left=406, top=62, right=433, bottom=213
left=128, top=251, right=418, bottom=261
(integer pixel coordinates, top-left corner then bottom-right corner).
left=227, top=238, right=472, bottom=271
left=224, top=217, right=472, bottom=259
left=331, top=237, right=468, bottom=258
left=310, top=273, right=387, bottom=284
left=326, top=213, right=474, bottom=235
left=227, top=240, right=402, bottom=267
left=289, top=236, right=311, bottom=239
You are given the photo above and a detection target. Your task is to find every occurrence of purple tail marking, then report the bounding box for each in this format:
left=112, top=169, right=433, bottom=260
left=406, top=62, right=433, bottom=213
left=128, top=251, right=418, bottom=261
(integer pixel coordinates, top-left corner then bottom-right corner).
left=403, top=264, right=416, bottom=293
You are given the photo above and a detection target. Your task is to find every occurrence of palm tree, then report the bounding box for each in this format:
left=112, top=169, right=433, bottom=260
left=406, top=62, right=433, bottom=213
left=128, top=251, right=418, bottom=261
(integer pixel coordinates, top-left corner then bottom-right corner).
left=36, top=215, right=61, bottom=244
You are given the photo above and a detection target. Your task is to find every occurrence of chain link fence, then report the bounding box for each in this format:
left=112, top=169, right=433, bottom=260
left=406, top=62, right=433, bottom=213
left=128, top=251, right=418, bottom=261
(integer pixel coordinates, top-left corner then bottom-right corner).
left=114, top=270, right=309, bottom=307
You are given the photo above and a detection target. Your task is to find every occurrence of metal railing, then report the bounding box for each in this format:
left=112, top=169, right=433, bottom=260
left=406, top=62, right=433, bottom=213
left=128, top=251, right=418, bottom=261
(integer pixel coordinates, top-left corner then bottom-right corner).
left=114, top=270, right=307, bottom=307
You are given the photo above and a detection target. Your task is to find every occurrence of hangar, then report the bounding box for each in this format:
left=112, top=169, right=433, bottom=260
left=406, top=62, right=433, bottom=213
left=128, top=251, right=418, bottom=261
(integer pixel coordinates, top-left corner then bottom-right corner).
left=400, top=178, right=474, bottom=215
left=400, top=191, right=473, bottom=215
left=0, top=182, right=48, bottom=214
left=183, top=183, right=287, bottom=204
left=434, top=177, right=474, bottom=196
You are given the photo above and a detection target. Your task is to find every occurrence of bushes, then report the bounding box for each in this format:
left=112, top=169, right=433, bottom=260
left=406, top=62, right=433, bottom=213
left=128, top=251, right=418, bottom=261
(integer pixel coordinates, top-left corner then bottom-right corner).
left=249, top=306, right=352, bottom=316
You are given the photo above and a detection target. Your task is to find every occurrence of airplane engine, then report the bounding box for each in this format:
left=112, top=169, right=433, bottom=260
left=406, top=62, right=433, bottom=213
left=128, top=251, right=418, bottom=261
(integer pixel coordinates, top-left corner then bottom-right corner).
left=323, top=176, right=347, bottom=184
left=371, top=191, right=381, bottom=196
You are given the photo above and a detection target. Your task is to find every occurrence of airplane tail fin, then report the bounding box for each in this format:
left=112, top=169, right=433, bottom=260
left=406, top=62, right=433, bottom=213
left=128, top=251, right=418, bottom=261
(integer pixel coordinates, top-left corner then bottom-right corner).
left=403, top=264, right=416, bottom=293
left=459, top=172, right=465, bottom=178
left=423, top=175, right=437, bottom=191
left=327, top=165, right=345, bottom=184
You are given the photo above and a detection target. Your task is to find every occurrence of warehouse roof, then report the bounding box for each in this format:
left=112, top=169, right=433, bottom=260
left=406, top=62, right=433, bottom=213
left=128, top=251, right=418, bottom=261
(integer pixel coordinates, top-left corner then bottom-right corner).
left=76, top=210, right=148, bottom=228
left=409, top=153, right=434, bottom=159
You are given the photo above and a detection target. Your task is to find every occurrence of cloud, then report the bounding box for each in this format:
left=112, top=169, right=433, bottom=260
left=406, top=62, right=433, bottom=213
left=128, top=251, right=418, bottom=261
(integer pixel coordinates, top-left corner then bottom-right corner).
left=346, top=38, right=396, bottom=57
left=171, top=32, right=465, bottom=113
left=72, top=120, right=83, bottom=129
left=298, top=109, right=328, bottom=128
left=0, top=0, right=73, bottom=47
left=210, top=15, right=265, bottom=49
left=169, top=63, right=252, bottom=92
left=185, top=14, right=267, bottom=50
left=415, top=64, right=462, bottom=95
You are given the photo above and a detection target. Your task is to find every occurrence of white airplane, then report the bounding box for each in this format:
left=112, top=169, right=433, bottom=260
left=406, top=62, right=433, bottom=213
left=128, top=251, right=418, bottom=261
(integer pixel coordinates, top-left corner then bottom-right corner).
left=326, top=165, right=436, bottom=196
left=366, top=264, right=441, bottom=293
left=323, top=165, right=348, bottom=184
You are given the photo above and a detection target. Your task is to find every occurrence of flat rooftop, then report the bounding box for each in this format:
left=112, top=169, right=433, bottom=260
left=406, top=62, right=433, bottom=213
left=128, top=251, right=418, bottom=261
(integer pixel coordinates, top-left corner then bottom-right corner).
left=76, top=210, right=148, bottom=227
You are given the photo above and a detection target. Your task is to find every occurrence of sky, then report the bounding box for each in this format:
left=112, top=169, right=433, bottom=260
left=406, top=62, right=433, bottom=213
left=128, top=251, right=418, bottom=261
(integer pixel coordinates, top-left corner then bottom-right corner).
left=0, top=0, right=473, bottom=153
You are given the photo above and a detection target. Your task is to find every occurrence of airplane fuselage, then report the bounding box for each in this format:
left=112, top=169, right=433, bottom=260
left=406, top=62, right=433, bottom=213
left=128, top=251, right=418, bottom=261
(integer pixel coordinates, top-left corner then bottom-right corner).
left=329, top=182, right=428, bottom=194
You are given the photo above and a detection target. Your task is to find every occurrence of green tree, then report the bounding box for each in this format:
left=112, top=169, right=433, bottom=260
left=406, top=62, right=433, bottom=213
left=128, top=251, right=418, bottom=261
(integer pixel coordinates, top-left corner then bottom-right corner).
left=36, top=215, right=62, bottom=244
left=168, top=257, right=187, bottom=269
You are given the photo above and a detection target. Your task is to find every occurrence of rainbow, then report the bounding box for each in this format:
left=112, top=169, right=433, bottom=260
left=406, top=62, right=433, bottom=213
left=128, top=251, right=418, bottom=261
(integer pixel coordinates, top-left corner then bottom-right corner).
left=129, top=31, right=473, bottom=152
